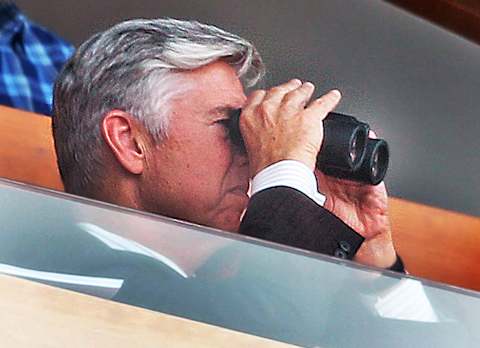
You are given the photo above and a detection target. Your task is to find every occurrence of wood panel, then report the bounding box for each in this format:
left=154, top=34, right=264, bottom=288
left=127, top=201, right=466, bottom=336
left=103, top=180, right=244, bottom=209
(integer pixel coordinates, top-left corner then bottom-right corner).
left=0, top=106, right=63, bottom=191
left=1, top=106, right=480, bottom=291
left=390, top=197, right=480, bottom=290
left=0, top=275, right=293, bottom=347
left=389, top=0, right=480, bottom=44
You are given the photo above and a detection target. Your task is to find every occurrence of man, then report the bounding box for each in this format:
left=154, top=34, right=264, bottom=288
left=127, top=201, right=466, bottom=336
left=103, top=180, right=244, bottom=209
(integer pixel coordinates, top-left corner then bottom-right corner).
left=27, top=18, right=462, bottom=347
left=52, top=18, right=399, bottom=270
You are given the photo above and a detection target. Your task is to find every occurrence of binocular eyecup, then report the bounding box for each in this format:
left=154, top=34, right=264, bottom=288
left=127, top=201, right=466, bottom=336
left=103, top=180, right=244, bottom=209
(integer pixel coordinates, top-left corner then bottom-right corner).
left=319, top=137, right=389, bottom=185
left=227, top=110, right=389, bottom=185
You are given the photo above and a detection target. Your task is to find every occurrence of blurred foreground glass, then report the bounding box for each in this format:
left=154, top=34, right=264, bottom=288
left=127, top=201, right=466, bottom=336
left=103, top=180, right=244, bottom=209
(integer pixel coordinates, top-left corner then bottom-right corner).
left=0, top=178, right=479, bottom=347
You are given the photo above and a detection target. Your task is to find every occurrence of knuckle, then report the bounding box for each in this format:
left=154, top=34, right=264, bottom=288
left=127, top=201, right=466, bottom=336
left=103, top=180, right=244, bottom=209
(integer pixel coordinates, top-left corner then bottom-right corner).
left=268, top=86, right=284, bottom=95
left=259, top=101, right=275, bottom=115
left=244, top=90, right=266, bottom=111
left=284, top=88, right=304, bottom=103
left=280, top=100, right=298, bottom=114
left=250, top=89, right=266, bottom=100
left=282, top=91, right=309, bottom=111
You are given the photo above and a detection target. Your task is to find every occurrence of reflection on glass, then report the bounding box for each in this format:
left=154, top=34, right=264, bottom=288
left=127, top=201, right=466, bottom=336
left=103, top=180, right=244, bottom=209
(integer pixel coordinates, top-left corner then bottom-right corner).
left=0, top=179, right=479, bottom=347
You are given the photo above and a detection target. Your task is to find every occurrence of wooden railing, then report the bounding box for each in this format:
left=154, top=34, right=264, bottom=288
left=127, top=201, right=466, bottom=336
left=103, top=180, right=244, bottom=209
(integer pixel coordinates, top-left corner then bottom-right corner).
left=1, top=105, right=480, bottom=291
left=390, top=197, right=480, bottom=290
left=0, top=106, right=63, bottom=191
left=0, top=275, right=293, bottom=347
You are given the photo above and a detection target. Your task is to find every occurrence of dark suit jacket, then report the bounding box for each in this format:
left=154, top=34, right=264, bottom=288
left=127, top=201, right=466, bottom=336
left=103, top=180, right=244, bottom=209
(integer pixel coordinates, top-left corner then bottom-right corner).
left=240, top=186, right=364, bottom=259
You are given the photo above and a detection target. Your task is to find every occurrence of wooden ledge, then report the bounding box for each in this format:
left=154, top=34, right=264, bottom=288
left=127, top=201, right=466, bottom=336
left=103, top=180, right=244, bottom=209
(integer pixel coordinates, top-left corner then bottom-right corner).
left=0, top=275, right=294, bottom=347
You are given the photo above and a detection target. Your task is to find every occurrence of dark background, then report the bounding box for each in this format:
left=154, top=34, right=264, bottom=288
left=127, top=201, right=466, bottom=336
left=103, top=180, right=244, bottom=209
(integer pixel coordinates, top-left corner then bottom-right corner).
left=15, top=0, right=480, bottom=216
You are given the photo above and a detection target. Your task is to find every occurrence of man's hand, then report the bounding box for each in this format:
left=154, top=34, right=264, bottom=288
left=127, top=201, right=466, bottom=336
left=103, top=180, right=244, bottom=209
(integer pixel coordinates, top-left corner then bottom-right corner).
left=315, top=168, right=397, bottom=269
left=240, top=80, right=397, bottom=269
left=239, top=79, right=342, bottom=177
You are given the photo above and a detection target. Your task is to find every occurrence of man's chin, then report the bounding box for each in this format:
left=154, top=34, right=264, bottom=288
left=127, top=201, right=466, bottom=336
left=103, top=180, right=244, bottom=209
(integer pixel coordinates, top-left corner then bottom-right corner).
left=217, top=219, right=241, bottom=234
left=209, top=211, right=243, bottom=233
left=209, top=195, right=248, bottom=233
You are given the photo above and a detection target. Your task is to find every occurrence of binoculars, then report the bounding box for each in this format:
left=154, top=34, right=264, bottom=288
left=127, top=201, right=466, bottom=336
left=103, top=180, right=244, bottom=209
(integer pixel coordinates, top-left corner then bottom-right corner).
left=227, top=110, right=389, bottom=185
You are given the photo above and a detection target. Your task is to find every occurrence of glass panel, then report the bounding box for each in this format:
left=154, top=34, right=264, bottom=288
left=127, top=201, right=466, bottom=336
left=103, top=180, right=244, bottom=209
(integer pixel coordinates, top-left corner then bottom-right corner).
left=1, top=178, right=479, bottom=347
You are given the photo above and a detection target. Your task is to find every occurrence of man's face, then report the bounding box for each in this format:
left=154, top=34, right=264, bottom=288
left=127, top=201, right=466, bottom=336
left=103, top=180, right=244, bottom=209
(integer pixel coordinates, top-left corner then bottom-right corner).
left=141, top=61, right=249, bottom=232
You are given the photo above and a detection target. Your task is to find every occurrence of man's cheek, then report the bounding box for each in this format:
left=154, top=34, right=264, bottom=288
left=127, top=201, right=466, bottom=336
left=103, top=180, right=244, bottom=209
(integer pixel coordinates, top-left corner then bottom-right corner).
left=186, top=179, right=217, bottom=206
left=195, top=151, right=231, bottom=177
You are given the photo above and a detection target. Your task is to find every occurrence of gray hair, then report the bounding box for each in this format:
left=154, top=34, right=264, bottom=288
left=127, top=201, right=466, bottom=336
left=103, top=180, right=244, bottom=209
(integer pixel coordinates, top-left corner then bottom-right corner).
left=52, top=18, right=265, bottom=195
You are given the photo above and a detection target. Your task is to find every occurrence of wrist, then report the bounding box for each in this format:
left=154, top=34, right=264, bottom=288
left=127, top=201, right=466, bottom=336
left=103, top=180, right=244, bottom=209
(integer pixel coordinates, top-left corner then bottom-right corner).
left=379, top=243, right=398, bottom=268
left=353, top=238, right=397, bottom=269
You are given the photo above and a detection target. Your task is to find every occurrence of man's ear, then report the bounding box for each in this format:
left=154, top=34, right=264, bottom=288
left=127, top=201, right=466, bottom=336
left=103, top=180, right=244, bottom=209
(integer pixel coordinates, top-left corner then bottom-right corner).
left=101, top=110, right=146, bottom=175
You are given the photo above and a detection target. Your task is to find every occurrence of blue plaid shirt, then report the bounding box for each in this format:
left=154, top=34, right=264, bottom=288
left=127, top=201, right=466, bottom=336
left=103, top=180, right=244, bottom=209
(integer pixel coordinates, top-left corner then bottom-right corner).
left=0, top=3, right=74, bottom=115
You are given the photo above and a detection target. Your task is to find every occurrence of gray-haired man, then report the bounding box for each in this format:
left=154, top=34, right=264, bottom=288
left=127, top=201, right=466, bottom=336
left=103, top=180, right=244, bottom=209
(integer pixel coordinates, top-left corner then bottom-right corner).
left=52, top=18, right=399, bottom=271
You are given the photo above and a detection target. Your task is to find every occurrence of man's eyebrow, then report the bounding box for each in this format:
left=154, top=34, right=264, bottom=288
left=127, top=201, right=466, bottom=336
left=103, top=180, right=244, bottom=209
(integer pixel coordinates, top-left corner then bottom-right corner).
left=209, top=105, right=238, bottom=118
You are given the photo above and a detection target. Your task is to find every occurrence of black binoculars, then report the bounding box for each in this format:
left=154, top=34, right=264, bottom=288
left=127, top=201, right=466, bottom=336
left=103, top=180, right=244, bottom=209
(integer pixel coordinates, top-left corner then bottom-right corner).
left=227, top=110, right=389, bottom=185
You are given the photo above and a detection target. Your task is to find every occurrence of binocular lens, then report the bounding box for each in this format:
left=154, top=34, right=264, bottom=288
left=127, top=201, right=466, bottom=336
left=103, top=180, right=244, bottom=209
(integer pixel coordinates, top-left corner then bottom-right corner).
left=349, top=137, right=357, bottom=163
left=371, top=151, right=379, bottom=178
left=369, top=139, right=389, bottom=184
left=349, top=132, right=364, bottom=165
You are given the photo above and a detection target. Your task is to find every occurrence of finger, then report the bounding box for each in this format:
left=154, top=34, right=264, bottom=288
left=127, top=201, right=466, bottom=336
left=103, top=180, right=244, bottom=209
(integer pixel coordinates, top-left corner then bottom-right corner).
left=303, top=89, right=342, bottom=121
left=369, top=130, right=378, bottom=139
left=280, top=82, right=315, bottom=115
left=242, top=89, right=266, bottom=115
left=262, top=79, right=303, bottom=106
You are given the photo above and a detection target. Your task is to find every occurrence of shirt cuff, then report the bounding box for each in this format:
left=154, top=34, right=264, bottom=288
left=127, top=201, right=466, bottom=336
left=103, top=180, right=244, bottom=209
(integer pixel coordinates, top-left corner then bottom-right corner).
left=251, top=160, right=326, bottom=206
left=387, top=254, right=406, bottom=273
